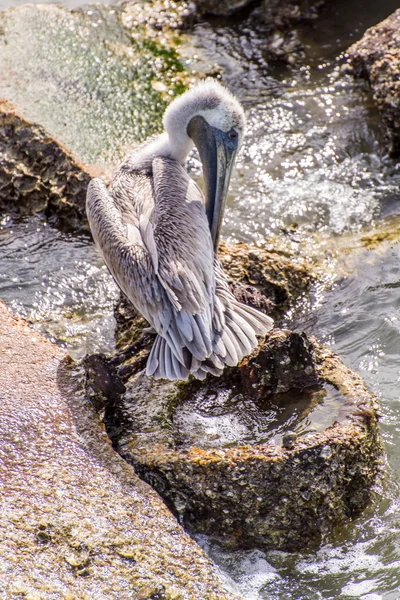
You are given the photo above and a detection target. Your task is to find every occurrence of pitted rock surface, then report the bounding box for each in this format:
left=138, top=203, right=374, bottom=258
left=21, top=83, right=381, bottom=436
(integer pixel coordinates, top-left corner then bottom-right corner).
left=0, top=301, right=239, bottom=599
left=98, top=335, right=382, bottom=552
left=0, top=101, right=90, bottom=227
left=348, top=9, right=400, bottom=155
left=240, top=328, right=319, bottom=398
left=84, top=283, right=382, bottom=553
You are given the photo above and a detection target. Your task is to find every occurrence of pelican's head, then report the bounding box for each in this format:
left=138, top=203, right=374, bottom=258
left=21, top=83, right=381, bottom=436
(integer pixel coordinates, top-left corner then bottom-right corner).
left=163, top=79, right=246, bottom=251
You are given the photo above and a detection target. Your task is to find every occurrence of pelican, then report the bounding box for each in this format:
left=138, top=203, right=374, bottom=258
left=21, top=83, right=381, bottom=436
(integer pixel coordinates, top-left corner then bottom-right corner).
left=86, top=79, right=273, bottom=380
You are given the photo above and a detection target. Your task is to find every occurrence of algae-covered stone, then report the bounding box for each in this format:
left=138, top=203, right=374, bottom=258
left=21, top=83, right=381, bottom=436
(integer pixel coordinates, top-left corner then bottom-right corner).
left=0, top=301, right=239, bottom=599
left=0, top=3, right=188, bottom=166
left=348, top=9, right=400, bottom=156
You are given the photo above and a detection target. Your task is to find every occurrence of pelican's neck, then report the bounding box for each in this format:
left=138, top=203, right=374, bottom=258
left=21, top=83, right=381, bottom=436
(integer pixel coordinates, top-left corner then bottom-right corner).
left=128, top=131, right=193, bottom=170
left=156, top=131, right=194, bottom=164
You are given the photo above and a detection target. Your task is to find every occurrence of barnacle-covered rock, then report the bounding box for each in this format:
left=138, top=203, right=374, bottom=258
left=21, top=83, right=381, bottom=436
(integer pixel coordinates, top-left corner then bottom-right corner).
left=85, top=321, right=382, bottom=552
left=348, top=9, right=400, bottom=155
left=0, top=300, right=239, bottom=599
left=0, top=101, right=91, bottom=229
left=85, top=254, right=382, bottom=553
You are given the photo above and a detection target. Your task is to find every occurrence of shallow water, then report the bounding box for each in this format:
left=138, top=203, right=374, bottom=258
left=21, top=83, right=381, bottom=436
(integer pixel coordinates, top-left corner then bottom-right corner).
left=173, top=383, right=347, bottom=450
left=1, top=0, right=400, bottom=598
left=191, top=1, right=400, bottom=244
left=0, top=215, right=118, bottom=358
left=0, top=0, right=111, bottom=11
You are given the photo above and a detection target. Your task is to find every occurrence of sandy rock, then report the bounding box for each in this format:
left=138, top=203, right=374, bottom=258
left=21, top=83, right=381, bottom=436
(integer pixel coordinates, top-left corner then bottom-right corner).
left=348, top=9, right=400, bottom=155
left=0, top=301, right=239, bottom=599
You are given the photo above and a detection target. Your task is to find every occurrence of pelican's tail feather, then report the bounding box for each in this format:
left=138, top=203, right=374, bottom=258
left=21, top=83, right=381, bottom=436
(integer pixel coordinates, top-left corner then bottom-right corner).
left=210, top=299, right=273, bottom=370
left=191, top=300, right=273, bottom=380
left=146, top=287, right=273, bottom=382
left=146, top=334, right=190, bottom=381
left=230, top=299, right=274, bottom=338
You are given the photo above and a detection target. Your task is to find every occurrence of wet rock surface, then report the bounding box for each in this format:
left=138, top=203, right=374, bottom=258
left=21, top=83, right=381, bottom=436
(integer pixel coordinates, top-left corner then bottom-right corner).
left=190, top=0, right=323, bottom=21
left=348, top=9, right=400, bottom=155
left=189, top=0, right=327, bottom=78
left=0, top=101, right=90, bottom=229
left=190, top=0, right=255, bottom=17
left=239, top=328, right=318, bottom=399
left=0, top=301, right=239, bottom=599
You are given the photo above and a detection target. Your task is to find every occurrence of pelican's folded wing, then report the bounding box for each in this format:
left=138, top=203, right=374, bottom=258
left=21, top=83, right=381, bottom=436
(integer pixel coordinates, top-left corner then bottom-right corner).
left=86, top=175, right=216, bottom=375
left=151, top=157, right=217, bottom=353
left=86, top=178, right=164, bottom=327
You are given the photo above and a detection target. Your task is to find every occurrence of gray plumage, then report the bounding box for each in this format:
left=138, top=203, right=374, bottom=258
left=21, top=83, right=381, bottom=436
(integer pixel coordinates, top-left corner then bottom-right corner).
left=86, top=80, right=273, bottom=381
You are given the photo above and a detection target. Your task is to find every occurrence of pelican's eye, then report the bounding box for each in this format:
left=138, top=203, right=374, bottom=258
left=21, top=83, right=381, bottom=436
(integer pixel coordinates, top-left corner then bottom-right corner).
left=228, top=129, right=238, bottom=140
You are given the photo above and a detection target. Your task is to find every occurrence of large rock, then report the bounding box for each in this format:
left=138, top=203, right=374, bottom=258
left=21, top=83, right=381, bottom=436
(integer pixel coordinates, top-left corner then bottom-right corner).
left=0, top=301, right=239, bottom=599
left=85, top=325, right=382, bottom=552
left=348, top=9, right=400, bottom=156
left=0, top=101, right=90, bottom=229
left=84, top=243, right=382, bottom=552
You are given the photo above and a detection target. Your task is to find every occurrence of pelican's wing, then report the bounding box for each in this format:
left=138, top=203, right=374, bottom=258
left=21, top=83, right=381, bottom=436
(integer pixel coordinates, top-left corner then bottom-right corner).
left=150, top=156, right=217, bottom=362
left=151, top=159, right=273, bottom=378
left=86, top=178, right=165, bottom=329
left=152, top=157, right=215, bottom=307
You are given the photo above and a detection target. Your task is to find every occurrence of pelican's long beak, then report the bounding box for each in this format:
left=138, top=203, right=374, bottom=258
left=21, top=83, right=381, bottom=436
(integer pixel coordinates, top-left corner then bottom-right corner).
left=187, top=116, right=238, bottom=252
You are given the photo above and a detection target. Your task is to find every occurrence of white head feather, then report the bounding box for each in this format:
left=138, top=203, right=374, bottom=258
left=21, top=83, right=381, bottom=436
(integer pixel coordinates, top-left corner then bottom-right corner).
left=128, top=79, right=246, bottom=167
left=163, top=79, right=246, bottom=163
